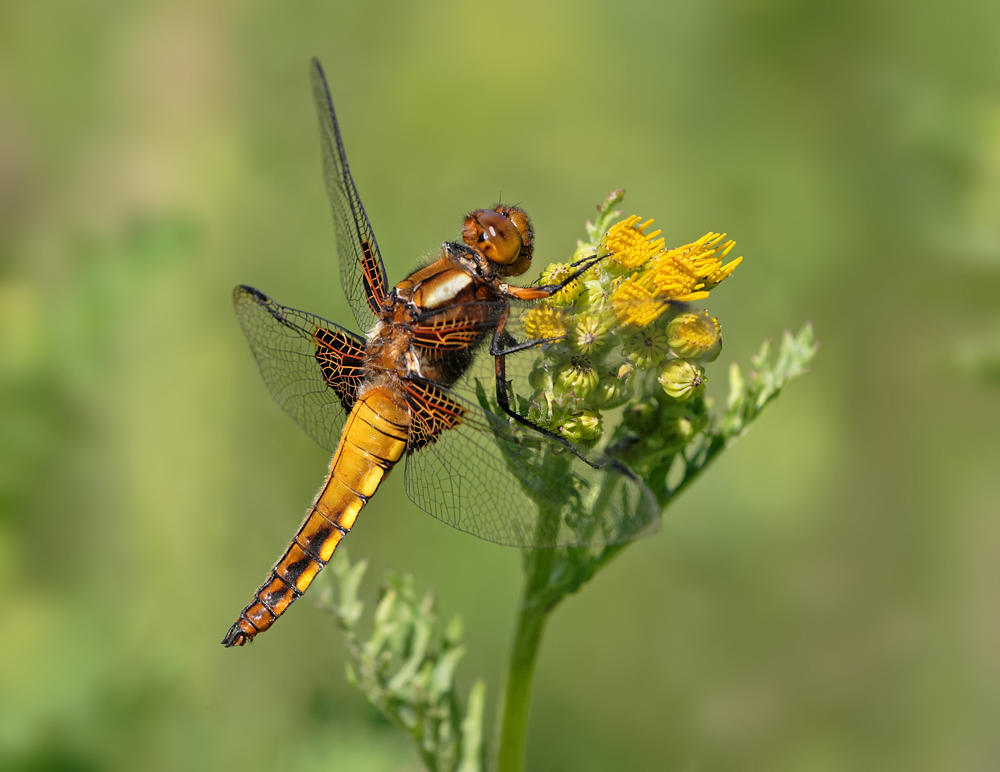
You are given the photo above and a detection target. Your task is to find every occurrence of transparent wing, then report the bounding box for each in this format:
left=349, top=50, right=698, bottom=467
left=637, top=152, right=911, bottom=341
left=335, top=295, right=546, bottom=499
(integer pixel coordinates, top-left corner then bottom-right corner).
left=234, top=285, right=366, bottom=452
left=310, top=58, right=388, bottom=332
left=402, top=379, right=659, bottom=548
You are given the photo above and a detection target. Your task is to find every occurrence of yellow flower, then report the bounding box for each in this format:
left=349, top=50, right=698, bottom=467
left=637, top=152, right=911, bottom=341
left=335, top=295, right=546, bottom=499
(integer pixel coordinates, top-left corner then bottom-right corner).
left=602, top=215, right=666, bottom=269
left=523, top=307, right=567, bottom=340
left=638, top=232, right=742, bottom=302
left=539, top=262, right=583, bottom=307
left=666, top=311, right=722, bottom=362
left=658, top=359, right=707, bottom=401
left=610, top=278, right=665, bottom=327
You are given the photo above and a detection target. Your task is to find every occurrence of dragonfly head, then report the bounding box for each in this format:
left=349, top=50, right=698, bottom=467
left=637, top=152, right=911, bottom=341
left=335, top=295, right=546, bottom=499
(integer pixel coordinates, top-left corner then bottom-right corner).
left=463, top=205, right=534, bottom=277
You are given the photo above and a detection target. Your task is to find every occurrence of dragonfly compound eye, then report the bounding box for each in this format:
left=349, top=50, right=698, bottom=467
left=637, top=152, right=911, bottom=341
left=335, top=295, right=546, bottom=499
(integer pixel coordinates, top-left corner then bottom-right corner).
left=464, top=209, right=522, bottom=265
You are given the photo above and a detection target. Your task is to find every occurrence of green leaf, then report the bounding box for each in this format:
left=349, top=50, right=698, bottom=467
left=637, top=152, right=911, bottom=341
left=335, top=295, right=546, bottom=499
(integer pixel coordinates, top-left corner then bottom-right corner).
left=321, top=550, right=484, bottom=772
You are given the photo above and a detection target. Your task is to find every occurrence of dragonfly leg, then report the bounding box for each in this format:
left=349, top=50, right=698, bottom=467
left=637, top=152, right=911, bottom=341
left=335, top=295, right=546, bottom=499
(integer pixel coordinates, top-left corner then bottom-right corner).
left=490, top=312, right=602, bottom=470
left=499, top=252, right=605, bottom=301
left=491, top=333, right=564, bottom=357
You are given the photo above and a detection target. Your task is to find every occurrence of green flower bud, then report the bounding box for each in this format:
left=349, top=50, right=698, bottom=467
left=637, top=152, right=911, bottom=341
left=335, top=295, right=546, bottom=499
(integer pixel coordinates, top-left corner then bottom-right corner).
left=571, top=314, right=609, bottom=354
left=528, top=361, right=555, bottom=393
left=658, top=359, right=707, bottom=402
left=581, top=278, right=609, bottom=308
left=595, top=372, right=629, bottom=407
left=556, top=357, right=599, bottom=398
left=622, top=328, right=670, bottom=369
left=558, top=410, right=603, bottom=442
left=662, top=415, right=695, bottom=447
left=623, top=400, right=659, bottom=433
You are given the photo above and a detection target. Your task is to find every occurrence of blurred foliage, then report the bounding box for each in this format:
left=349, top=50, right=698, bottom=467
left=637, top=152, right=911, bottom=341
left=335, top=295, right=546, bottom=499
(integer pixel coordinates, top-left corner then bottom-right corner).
left=321, top=552, right=485, bottom=772
left=2, top=0, right=999, bottom=770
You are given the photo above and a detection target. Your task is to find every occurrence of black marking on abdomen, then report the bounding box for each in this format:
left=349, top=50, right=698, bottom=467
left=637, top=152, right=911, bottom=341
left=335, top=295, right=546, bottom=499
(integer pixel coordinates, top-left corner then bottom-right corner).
left=298, top=525, right=334, bottom=560
left=260, top=574, right=299, bottom=611
left=282, top=556, right=315, bottom=585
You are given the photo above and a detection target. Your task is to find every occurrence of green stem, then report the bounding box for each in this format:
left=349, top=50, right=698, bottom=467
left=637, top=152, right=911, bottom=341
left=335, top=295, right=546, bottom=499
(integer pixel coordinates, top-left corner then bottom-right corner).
left=494, top=545, right=557, bottom=772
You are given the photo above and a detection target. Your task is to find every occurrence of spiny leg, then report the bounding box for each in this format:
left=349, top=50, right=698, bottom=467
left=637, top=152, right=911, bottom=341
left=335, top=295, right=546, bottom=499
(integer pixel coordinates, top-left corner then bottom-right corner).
left=490, top=308, right=602, bottom=470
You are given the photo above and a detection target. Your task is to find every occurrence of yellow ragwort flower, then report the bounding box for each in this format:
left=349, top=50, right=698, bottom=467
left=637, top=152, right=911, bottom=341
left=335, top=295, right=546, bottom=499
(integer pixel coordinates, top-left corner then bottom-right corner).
left=523, top=307, right=567, bottom=340
left=602, top=215, right=667, bottom=269
left=638, top=232, right=742, bottom=302
left=610, top=278, right=665, bottom=327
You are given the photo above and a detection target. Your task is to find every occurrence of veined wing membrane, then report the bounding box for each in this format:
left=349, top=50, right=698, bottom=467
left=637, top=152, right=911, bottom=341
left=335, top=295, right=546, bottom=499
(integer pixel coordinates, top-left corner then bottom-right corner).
left=403, top=379, right=659, bottom=548
left=234, top=285, right=366, bottom=453
left=310, top=59, right=387, bottom=332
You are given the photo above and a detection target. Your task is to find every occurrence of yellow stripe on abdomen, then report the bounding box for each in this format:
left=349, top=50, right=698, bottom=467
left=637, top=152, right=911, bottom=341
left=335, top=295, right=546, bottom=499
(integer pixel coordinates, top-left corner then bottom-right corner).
left=222, top=385, right=409, bottom=646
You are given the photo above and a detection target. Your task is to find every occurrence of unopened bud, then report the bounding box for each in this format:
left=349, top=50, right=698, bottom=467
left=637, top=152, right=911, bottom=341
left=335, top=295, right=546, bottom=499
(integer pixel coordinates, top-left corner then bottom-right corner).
left=559, top=410, right=603, bottom=442
left=556, top=357, right=599, bottom=398
left=658, top=359, right=707, bottom=402
left=666, top=311, right=722, bottom=362
left=623, top=328, right=670, bottom=369
left=571, top=314, right=609, bottom=354
left=595, top=373, right=629, bottom=407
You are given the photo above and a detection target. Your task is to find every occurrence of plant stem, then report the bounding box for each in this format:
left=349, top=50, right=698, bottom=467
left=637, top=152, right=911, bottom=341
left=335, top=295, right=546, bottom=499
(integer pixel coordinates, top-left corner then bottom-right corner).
left=494, top=494, right=565, bottom=772
left=494, top=545, right=557, bottom=772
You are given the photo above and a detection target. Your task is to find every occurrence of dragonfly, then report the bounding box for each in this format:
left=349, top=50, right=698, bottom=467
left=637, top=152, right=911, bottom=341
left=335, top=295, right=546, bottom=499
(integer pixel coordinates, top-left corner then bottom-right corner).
left=223, top=59, right=659, bottom=647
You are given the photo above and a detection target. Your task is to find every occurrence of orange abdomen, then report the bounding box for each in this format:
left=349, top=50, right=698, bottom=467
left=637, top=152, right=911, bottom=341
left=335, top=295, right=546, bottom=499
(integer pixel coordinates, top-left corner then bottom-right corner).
left=223, top=385, right=409, bottom=646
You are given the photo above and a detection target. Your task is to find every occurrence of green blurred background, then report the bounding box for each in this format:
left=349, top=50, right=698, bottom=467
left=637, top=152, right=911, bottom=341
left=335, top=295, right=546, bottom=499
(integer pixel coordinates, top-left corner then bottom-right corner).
left=2, top=1, right=998, bottom=770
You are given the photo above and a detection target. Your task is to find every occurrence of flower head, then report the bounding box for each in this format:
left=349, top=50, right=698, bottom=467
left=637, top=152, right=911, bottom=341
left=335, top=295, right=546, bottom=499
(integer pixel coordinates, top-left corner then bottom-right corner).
left=602, top=215, right=666, bottom=269
left=658, top=359, right=707, bottom=401
left=622, top=328, right=670, bottom=369
left=523, top=307, right=567, bottom=341
left=556, top=357, right=600, bottom=398
left=571, top=314, right=609, bottom=355
left=638, top=232, right=742, bottom=303
left=610, top=279, right=665, bottom=328
left=666, top=311, right=722, bottom=362
left=558, top=410, right=603, bottom=442
left=539, top=262, right=583, bottom=307
left=511, top=192, right=741, bottom=447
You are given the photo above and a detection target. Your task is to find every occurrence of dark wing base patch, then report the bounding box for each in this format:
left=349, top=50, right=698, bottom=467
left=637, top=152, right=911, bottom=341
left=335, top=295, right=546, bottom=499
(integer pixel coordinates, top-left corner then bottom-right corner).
left=313, top=326, right=366, bottom=414
left=404, top=379, right=466, bottom=453
left=234, top=285, right=366, bottom=453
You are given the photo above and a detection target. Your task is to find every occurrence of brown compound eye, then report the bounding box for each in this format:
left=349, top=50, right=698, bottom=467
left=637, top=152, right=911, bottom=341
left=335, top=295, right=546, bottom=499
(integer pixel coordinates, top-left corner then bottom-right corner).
left=466, top=209, right=522, bottom=265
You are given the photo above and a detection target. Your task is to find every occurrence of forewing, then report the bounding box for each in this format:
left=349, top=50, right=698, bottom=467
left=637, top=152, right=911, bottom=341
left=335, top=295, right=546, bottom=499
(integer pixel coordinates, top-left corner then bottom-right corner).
left=310, top=59, right=388, bottom=332
left=234, top=285, right=366, bottom=452
left=402, top=380, right=659, bottom=548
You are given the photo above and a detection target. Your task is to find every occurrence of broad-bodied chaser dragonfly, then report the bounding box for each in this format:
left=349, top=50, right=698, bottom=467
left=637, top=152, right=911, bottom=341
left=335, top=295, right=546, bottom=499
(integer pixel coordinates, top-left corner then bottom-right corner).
left=224, top=60, right=657, bottom=646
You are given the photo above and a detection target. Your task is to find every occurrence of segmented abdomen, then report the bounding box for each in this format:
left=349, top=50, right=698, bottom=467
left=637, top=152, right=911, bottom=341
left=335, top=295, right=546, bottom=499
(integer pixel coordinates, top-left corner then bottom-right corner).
left=222, top=386, right=409, bottom=646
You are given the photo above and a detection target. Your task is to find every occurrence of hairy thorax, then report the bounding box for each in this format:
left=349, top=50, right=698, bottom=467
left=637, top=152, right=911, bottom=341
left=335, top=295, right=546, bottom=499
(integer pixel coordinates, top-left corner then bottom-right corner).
left=363, top=254, right=498, bottom=393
